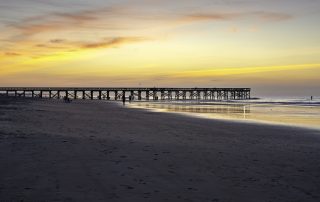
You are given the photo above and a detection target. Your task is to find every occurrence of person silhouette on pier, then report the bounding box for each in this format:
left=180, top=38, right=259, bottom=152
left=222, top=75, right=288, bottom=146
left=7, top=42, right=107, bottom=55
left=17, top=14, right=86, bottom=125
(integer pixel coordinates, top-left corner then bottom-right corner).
left=311, top=96, right=313, bottom=101
left=122, top=95, right=126, bottom=105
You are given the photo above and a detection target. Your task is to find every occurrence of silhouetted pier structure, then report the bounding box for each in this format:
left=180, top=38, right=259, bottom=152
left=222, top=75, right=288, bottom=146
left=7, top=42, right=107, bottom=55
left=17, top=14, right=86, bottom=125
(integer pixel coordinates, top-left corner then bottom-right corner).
left=0, top=87, right=251, bottom=101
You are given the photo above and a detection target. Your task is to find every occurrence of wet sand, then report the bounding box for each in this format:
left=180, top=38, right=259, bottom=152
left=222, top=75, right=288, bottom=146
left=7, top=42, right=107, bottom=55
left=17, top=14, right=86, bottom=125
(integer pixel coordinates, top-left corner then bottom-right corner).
left=1, top=97, right=320, bottom=202
left=128, top=101, right=320, bottom=130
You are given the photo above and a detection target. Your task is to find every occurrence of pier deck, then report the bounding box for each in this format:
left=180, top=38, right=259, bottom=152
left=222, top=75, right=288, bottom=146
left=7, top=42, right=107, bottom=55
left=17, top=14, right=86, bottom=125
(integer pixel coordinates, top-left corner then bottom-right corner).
left=0, top=87, right=251, bottom=101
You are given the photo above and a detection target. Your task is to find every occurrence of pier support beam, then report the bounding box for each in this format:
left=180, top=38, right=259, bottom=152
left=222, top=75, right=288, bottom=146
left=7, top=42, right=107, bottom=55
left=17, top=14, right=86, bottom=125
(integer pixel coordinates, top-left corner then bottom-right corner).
left=98, top=90, right=102, bottom=100
left=107, top=91, right=110, bottom=100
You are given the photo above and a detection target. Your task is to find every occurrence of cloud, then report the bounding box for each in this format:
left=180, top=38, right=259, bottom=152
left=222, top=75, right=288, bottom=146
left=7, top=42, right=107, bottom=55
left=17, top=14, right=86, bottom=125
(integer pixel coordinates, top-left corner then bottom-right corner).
left=8, top=6, right=292, bottom=39
left=255, top=11, right=292, bottom=21
left=182, top=13, right=242, bottom=22
left=80, top=37, right=147, bottom=49
left=50, top=39, right=65, bottom=44
left=33, top=37, right=148, bottom=51
left=8, top=7, right=127, bottom=37
left=181, top=11, right=292, bottom=23
left=1, top=6, right=293, bottom=59
left=4, top=52, right=21, bottom=56
left=13, top=23, right=63, bottom=36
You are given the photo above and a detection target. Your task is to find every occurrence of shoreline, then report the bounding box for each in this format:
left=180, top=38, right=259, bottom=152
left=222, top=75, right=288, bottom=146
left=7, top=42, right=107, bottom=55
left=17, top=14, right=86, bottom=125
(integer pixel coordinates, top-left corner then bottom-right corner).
left=126, top=100, right=320, bottom=131
left=1, top=97, right=320, bottom=201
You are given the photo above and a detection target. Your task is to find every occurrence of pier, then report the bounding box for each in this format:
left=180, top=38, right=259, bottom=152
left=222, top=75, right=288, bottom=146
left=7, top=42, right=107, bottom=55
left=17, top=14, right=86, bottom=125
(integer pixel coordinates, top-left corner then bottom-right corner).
left=0, top=87, right=251, bottom=101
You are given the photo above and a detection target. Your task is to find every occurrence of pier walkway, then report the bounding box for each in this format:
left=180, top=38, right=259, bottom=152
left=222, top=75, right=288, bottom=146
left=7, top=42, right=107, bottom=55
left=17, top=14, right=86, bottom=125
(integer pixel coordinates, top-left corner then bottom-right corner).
left=0, top=87, right=251, bottom=101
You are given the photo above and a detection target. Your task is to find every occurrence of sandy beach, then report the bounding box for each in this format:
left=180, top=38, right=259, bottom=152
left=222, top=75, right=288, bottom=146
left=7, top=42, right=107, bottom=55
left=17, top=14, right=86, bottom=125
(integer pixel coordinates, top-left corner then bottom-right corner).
left=1, top=97, right=320, bottom=202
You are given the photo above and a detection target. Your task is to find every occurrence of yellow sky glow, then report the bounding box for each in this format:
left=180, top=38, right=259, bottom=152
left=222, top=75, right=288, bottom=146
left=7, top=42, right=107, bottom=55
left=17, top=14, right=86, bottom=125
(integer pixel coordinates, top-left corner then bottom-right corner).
left=0, top=0, right=320, bottom=96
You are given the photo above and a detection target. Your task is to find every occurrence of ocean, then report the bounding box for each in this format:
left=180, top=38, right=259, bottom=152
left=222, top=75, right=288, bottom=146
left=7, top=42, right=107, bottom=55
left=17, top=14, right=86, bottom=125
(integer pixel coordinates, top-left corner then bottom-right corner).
left=126, top=97, right=320, bottom=130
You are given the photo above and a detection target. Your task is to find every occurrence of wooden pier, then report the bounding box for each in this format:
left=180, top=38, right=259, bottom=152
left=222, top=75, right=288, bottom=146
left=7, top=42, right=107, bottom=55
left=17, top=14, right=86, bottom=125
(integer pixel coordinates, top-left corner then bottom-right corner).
left=0, top=87, right=251, bottom=101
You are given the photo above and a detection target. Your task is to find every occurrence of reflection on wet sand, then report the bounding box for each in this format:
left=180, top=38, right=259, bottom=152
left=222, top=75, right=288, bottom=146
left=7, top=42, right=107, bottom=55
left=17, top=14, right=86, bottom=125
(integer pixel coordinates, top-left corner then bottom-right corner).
left=128, top=102, right=320, bottom=130
left=143, top=103, right=249, bottom=114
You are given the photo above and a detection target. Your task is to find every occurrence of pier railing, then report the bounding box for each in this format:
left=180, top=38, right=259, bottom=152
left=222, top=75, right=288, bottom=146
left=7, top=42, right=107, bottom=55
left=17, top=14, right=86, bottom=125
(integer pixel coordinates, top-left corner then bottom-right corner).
left=0, top=87, right=251, bottom=101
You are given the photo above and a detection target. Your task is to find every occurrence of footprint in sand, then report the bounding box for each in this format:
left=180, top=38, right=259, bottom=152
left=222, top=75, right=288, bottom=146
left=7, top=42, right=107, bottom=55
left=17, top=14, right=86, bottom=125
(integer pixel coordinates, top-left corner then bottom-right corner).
left=120, top=184, right=134, bottom=190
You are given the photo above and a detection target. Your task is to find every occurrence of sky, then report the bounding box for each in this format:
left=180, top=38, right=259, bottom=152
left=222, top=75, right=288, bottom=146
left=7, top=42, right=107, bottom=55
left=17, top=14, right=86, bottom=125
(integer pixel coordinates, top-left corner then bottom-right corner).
left=0, top=0, right=320, bottom=96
